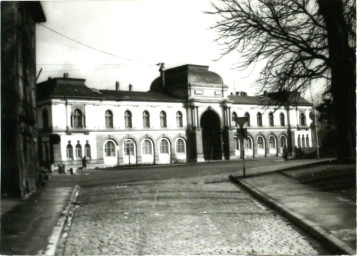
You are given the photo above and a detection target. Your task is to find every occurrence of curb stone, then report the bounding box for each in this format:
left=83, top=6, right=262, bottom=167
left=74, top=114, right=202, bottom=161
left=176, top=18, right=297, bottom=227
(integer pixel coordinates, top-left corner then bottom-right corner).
left=41, top=185, right=80, bottom=256
left=230, top=176, right=355, bottom=255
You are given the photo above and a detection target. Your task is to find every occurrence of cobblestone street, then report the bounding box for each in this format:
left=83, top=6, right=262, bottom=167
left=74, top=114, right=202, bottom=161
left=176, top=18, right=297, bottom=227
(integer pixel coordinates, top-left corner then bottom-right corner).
left=56, top=176, right=328, bottom=255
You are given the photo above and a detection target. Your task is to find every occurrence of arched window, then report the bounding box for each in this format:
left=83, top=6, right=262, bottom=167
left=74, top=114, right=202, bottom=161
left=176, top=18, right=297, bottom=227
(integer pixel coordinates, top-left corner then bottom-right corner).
left=280, top=113, right=285, bottom=126
left=85, top=143, right=91, bottom=159
left=104, top=141, right=115, bottom=157
left=245, top=112, right=250, bottom=127
left=176, top=139, right=185, bottom=153
left=124, top=140, right=135, bottom=156
left=269, top=112, right=274, bottom=126
left=42, top=109, right=49, bottom=129
left=257, top=136, right=264, bottom=149
left=176, top=111, right=183, bottom=127
left=232, top=112, right=238, bottom=127
left=280, top=136, right=287, bottom=148
left=306, top=135, right=310, bottom=147
left=302, top=135, right=305, bottom=148
left=269, top=136, right=276, bottom=148
left=160, top=139, right=169, bottom=154
left=72, top=109, right=83, bottom=128
left=300, top=113, right=306, bottom=126
left=142, top=139, right=152, bottom=155
left=297, top=135, right=301, bottom=147
left=66, top=143, right=73, bottom=159
left=257, top=112, right=262, bottom=127
left=160, top=111, right=167, bottom=128
left=124, top=110, right=132, bottom=128
left=75, top=143, right=82, bottom=159
left=143, top=111, right=150, bottom=128
left=247, top=137, right=253, bottom=149
left=105, top=110, right=113, bottom=128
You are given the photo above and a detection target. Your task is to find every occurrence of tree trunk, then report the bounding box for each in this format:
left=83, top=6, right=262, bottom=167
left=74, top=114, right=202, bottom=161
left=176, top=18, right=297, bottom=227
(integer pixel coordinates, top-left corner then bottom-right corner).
left=318, top=0, right=356, bottom=159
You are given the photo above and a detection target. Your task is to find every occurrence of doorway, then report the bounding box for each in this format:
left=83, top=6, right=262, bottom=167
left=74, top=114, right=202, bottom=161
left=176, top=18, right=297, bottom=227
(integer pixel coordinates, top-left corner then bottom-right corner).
left=200, top=110, right=222, bottom=160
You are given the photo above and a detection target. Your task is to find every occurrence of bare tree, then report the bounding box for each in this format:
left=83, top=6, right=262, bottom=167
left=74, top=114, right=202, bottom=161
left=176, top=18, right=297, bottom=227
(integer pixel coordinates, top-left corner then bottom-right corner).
left=207, top=0, right=355, bottom=158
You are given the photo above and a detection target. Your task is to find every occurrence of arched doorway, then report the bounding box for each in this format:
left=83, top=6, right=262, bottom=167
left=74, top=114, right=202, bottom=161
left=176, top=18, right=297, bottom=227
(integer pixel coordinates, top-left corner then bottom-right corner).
left=200, top=110, right=222, bottom=160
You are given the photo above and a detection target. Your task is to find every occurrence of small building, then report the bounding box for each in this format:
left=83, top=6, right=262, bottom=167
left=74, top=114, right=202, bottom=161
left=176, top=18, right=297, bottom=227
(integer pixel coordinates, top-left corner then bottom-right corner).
left=1, top=2, right=46, bottom=198
left=36, top=64, right=314, bottom=170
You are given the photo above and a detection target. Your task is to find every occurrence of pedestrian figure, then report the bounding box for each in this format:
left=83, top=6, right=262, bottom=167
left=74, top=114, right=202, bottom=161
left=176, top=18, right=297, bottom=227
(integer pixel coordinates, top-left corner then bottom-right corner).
left=282, top=145, right=288, bottom=161
left=82, top=156, right=87, bottom=171
left=294, top=146, right=299, bottom=158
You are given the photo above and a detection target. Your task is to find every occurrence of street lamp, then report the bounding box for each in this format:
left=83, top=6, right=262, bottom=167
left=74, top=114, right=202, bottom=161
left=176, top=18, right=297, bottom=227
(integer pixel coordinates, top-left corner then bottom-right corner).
left=236, top=117, right=248, bottom=177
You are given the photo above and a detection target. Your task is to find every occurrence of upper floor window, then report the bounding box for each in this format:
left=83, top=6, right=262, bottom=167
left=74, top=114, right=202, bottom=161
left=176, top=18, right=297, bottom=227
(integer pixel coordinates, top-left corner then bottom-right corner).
left=72, top=109, right=83, bottom=128
left=257, top=112, right=262, bottom=127
left=143, top=111, right=150, bottom=128
left=176, top=139, right=185, bottom=153
left=75, top=142, right=82, bottom=159
left=66, top=143, right=73, bottom=159
left=124, top=110, right=132, bottom=128
left=280, top=113, right=285, bottom=126
left=245, top=112, right=250, bottom=127
left=300, top=113, right=306, bottom=126
left=269, top=112, right=274, bottom=126
left=160, top=111, right=167, bottom=128
left=232, top=112, right=238, bottom=127
left=160, top=139, right=169, bottom=154
left=42, top=109, right=49, bottom=129
left=176, top=111, right=183, bottom=127
left=105, top=110, right=113, bottom=128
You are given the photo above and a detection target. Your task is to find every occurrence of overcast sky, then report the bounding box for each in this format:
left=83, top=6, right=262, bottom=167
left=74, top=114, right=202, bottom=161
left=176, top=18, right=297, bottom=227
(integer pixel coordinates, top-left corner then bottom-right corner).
left=37, top=0, right=322, bottom=99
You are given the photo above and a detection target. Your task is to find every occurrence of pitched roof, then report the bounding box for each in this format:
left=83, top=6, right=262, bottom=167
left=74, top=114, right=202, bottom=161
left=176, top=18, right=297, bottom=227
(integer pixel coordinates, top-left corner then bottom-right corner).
left=98, top=90, right=185, bottom=102
left=228, top=93, right=312, bottom=106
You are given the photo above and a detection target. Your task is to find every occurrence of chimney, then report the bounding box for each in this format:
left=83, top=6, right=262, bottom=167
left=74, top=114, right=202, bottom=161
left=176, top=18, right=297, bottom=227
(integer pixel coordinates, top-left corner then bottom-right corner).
left=129, top=84, right=133, bottom=92
left=63, top=73, right=69, bottom=78
left=48, top=77, right=52, bottom=81
left=115, top=81, right=120, bottom=91
left=263, top=90, right=267, bottom=96
left=158, top=63, right=165, bottom=88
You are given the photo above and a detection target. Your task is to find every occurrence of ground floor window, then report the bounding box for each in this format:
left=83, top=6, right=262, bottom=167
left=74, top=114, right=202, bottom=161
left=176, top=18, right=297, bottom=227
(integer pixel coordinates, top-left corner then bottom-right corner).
left=75, top=143, right=82, bottom=159
left=280, top=136, right=287, bottom=148
left=176, top=139, right=185, bottom=153
left=269, top=136, right=276, bottom=148
left=105, top=141, right=116, bottom=157
left=66, top=143, right=73, bottom=159
left=306, top=135, right=309, bottom=147
left=160, top=139, right=169, bottom=154
left=124, top=140, right=135, bottom=156
left=257, top=137, right=264, bottom=149
left=246, top=137, right=253, bottom=150
left=85, top=143, right=91, bottom=159
left=234, top=137, right=240, bottom=150
left=142, top=139, right=152, bottom=154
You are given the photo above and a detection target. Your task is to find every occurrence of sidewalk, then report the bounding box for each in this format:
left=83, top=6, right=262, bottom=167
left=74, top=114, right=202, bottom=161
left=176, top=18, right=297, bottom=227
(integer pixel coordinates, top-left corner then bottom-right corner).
left=0, top=178, right=78, bottom=255
left=231, top=170, right=356, bottom=255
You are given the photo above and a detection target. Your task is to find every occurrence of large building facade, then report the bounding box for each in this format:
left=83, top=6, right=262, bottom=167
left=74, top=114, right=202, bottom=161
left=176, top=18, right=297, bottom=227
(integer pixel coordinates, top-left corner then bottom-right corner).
left=1, top=2, right=46, bottom=198
left=37, top=65, right=314, bottom=170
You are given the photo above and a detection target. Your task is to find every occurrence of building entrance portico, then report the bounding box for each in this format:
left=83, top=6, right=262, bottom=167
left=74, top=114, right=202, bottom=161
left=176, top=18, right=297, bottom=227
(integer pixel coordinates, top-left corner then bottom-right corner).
left=200, top=110, right=222, bottom=160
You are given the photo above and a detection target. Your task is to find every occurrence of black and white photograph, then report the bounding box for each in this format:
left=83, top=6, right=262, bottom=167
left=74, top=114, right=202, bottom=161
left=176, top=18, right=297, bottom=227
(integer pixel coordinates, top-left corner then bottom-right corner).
left=1, top=0, right=355, bottom=255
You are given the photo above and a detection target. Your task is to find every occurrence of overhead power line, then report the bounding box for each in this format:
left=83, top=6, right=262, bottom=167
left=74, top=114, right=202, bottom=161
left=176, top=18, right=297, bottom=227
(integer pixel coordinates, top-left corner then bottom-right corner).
left=39, top=24, right=154, bottom=66
left=41, top=66, right=125, bottom=73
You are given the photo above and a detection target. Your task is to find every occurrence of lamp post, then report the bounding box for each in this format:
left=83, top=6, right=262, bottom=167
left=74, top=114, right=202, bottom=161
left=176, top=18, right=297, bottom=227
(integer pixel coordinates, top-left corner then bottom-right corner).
left=236, top=117, right=248, bottom=177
